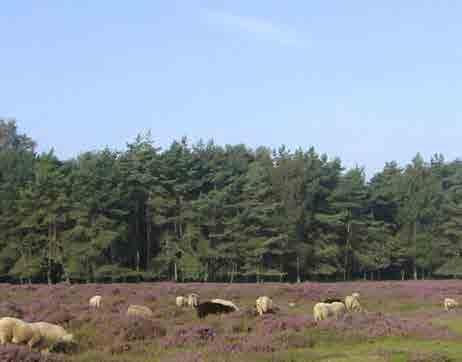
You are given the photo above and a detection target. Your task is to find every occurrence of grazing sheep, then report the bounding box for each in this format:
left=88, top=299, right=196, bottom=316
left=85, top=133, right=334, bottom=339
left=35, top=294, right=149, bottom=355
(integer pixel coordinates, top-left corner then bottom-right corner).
left=288, top=302, right=296, bottom=308
left=330, top=301, right=347, bottom=319
left=256, top=296, right=273, bottom=316
left=444, top=298, right=459, bottom=311
left=0, top=317, right=40, bottom=348
left=12, top=322, right=41, bottom=348
left=187, top=293, right=199, bottom=308
left=322, top=297, right=344, bottom=304
left=210, top=299, right=239, bottom=311
left=126, top=304, right=153, bottom=319
left=195, top=300, right=238, bottom=319
left=30, top=322, right=74, bottom=352
left=313, top=302, right=346, bottom=322
left=89, top=295, right=102, bottom=309
left=345, top=293, right=362, bottom=313
left=313, top=303, right=330, bottom=322
left=176, top=296, right=187, bottom=307
left=0, top=317, right=22, bottom=345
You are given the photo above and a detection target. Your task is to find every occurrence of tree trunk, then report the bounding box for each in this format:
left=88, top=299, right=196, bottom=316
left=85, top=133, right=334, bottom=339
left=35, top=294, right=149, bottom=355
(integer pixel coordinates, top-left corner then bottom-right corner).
left=174, top=262, right=178, bottom=282
left=363, top=271, right=366, bottom=280
left=136, top=251, right=140, bottom=272
left=413, top=221, right=418, bottom=280
left=296, top=255, right=301, bottom=283
left=177, top=196, right=183, bottom=240
left=230, top=263, right=235, bottom=284
left=47, top=223, right=52, bottom=285
left=401, top=269, right=405, bottom=281
left=203, top=262, right=209, bottom=282
left=145, top=198, right=151, bottom=270
left=344, top=220, right=351, bottom=281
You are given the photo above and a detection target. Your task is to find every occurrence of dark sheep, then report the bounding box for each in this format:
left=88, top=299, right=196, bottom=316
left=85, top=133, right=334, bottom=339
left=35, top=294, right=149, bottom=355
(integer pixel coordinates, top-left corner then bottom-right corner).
left=195, top=301, right=236, bottom=319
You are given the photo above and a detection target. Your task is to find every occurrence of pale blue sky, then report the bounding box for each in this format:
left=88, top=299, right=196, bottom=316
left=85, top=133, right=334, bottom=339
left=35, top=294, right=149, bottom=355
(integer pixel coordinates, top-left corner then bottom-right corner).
left=1, top=1, right=462, bottom=176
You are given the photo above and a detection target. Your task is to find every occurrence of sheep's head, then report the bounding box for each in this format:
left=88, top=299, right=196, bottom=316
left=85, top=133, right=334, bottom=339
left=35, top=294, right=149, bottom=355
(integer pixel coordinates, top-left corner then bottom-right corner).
left=352, top=292, right=360, bottom=299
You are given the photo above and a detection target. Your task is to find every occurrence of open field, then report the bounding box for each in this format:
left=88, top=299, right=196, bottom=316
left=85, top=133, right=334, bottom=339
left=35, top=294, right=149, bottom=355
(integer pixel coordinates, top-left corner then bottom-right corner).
left=1, top=281, right=462, bottom=361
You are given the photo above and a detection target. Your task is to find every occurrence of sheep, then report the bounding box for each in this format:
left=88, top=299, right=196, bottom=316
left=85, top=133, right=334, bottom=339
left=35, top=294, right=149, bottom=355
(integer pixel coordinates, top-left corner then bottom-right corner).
left=11, top=322, right=42, bottom=349
left=89, top=295, right=102, bottom=309
left=126, top=304, right=153, bottom=319
left=0, top=317, right=41, bottom=348
left=29, top=322, right=74, bottom=352
left=313, top=303, right=329, bottom=322
left=444, top=298, right=459, bottom=312
left=0, top=317, right=22, bottom=345
left=329, top=301, right=347, bottom=319
left=256, top=296, right=273, bottom=316
left=210, top=299, right=239, bottom=311
left=195, top=300, right=239, bottom=319
left=187, top=293, right=199, bottom=308
left=345, top=293, right=362, bottom=313
left=176, top=296, right=187, bottom=307
left=313, top=302, right=346, bottom=322
left=322, top=297, right=344, bottom=304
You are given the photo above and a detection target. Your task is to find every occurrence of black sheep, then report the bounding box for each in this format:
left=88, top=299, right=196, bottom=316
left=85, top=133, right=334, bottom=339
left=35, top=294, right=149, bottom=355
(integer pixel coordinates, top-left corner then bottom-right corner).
left=195, top=301, right=236, bottom=319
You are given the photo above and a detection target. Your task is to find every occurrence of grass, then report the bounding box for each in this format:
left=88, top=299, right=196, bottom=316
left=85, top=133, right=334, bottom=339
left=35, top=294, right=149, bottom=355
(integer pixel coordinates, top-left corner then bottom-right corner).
left=269, top=337, right=460, bottom=362
left=433, top=314, right=462, bottom=335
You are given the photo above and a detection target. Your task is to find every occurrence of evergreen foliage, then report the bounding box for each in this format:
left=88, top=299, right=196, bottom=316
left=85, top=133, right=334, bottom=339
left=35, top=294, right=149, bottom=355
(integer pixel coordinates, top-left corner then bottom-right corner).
left=1, top=119, right=462, bottom=282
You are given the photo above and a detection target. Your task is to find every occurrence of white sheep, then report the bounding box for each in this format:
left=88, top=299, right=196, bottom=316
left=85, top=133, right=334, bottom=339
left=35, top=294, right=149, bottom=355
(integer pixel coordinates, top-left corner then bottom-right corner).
left=345, top=292, right=362, bottom=313
left=0, top=317, right=41, bottom=348
left=30, top=322, right=74, bottom=352
left=313, top=302, right=346, bottom=321
left=444, top=298, right=459, bottom=311
left=127, top=304, right=153, bottom=318
left=329, top=301, right=346, bottom=320
left=187, top=293, right=199, bottom=308
left=89, top=295, right=102, bottom=309
left=313, top=303, right=329, bottom=321
left=256, top=296, right=273, bottom=316
left=0, top=317, right=21, bottom=345
left=176, top=296, right=187, bottom=307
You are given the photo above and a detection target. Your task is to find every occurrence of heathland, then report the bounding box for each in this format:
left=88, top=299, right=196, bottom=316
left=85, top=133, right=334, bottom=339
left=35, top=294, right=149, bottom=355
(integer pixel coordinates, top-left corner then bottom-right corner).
left=1, top=281, right=462, bottom=361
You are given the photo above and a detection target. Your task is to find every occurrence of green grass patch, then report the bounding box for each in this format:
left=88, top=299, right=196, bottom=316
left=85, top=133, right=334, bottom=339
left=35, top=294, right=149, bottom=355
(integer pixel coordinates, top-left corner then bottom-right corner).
left=433, top=315, right=462, bottom=336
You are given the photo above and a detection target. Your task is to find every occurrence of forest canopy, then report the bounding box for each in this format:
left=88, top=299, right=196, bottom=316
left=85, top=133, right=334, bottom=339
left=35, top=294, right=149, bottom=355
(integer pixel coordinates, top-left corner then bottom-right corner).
left=1, top=119, right=461, bottom=284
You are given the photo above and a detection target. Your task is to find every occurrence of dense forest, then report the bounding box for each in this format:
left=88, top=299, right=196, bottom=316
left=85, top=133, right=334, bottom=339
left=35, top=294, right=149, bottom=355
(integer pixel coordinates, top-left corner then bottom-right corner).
left=1, top=119, right=462, bottom=284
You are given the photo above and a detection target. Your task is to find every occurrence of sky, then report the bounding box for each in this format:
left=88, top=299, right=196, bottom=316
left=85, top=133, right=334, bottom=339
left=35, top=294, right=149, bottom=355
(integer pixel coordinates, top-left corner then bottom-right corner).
left=1, top=1, right=462, bottom=177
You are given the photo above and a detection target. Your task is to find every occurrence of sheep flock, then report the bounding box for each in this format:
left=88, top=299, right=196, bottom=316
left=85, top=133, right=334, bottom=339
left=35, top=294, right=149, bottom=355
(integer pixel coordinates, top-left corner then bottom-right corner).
left=0, top=283, right=459, bottom=360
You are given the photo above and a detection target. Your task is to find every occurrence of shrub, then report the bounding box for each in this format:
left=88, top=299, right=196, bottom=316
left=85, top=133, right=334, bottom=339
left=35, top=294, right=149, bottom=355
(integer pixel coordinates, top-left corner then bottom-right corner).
left=0, top=345, right=61, bottom=362
left=118, top=317, right=167, bottom=342
left=0, top=301, right=23, bottom=318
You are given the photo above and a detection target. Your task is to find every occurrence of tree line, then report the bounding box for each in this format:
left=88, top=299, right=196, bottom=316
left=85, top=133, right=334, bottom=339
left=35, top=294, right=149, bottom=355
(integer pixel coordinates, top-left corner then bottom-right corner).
left=1, top=119, right=462, bottom=284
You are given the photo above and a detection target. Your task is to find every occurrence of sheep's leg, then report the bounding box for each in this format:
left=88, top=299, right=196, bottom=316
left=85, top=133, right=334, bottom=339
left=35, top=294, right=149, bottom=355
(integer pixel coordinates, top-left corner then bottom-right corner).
left=28, top=333, right=41, bottom=350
